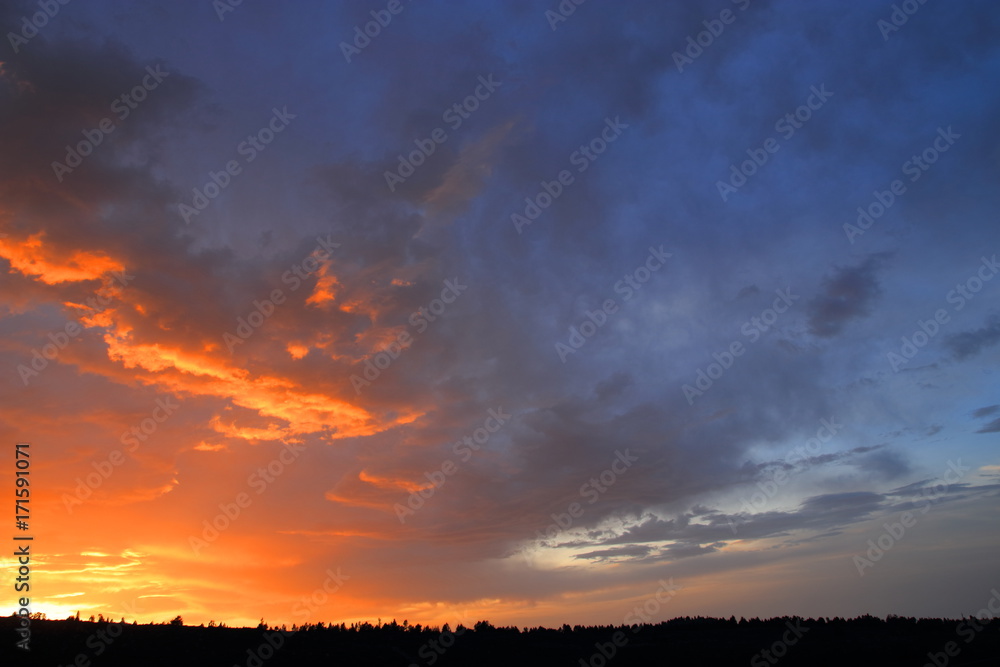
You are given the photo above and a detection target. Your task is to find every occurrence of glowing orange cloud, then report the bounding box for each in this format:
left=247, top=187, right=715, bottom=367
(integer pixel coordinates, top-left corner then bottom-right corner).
left=0, top=233, right=125, bottom=284
left=358, top=469, right=433, bottom=493
left=102, top=325, right=419, bottom=441
left=286, top=343, right=310, bottom=359
left=305, top=262, right=338, bottom=307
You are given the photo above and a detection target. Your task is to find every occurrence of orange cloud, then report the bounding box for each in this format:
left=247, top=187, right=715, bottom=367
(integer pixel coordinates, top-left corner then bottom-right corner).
left=101, top=323, right=418, bottom=441
left=358, top=469, right=433, bottom=493
left=286, top=343, right=310, bottom=359
left=0, top=232, right=125, bottom=284
left=305, top=262, right=339, bottom=307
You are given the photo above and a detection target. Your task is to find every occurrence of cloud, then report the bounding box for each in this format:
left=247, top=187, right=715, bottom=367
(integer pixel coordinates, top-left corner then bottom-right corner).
left=946, top=314, right=1000, bottom=360
left=975, top=418, right=1000, bottom=434
left=573, top=544, right=653, bottom=562
left=594, top=371, right=632, bottom=401
left=806, top=255, right=889, bottom=338
left=971, top=405, right=1000, bottom=432
left=972, top=405, right=999, bottom=418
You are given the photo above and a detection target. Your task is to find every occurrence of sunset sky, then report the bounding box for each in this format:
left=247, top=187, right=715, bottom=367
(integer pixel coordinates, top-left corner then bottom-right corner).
left=2, top=0, right=999, bottom=630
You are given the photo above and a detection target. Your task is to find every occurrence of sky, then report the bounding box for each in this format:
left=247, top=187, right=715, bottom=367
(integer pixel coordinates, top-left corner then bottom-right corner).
left=1, top=0, right=999, bottom=631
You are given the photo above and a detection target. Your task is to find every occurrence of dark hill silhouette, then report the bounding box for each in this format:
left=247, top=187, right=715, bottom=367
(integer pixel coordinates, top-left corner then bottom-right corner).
left=3, top=613, right=998, bottom=666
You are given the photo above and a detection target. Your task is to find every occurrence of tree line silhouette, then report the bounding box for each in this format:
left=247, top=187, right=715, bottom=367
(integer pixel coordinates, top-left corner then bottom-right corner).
left=4, top=612, right=998, bottom=666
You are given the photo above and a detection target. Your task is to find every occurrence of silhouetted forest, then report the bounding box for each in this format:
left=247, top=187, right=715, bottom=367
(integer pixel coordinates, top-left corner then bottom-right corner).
left=4, top=613, right=999, bottom=666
